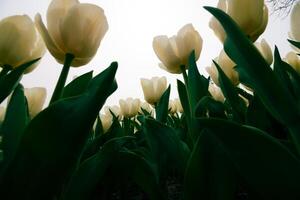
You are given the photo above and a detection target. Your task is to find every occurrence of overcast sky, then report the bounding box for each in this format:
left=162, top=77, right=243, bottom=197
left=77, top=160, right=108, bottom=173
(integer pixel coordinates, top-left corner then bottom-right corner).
left=0, top=0, right=293, bottom=107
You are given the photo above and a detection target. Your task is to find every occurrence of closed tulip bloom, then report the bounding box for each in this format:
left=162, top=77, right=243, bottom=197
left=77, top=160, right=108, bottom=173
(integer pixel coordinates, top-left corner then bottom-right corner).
left=206, top=50, right=239, bottom=86
left=24, top=87, right=47, bottom=118
left=119, top=98, right=141, bottom=118
left=285, top=51, right=300, bottom=74
left=139, top=102, right=153, bottom=115
left=0, top=15, right=45, bottom=73
left=254, top=38, right=273, bottom=65
left=208, top=83, right=225, bottom=102
left=100, top=114, right=113, bottom=133
left=140, top=76, right=167, bottom=105
left=169, top=100, right=177, bottom=114
left=35, top=0, right=108, bottom=67
left=153, top=24, right=203, bottom=73
left=290, top=1, right=300, bottom=43
left=103, top=105, right=121, bottom=119
left=209, top=0, right=268, bottom=42
left=174, top=98, right=183, bottom=113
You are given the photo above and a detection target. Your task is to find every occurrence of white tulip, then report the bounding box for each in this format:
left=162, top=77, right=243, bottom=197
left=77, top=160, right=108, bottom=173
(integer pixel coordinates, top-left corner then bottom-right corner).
left=174, top=98, right=183, bottom=113
left=168, top=100, right=177, bottom=114
left=139, top=102, right=153, bottom=115
left=254, top=38, right=273, bottom=65
left=35, top=0, right=108, bottom=67
left=285, top=51, right=300, bottom=74
left=24, top=87, right=47, bottom=118
left=206, top=50, right=239, bottom=86
left=100, top=114, right=113, bottom=133
left=119, top=98, right=141, bottom=118
left=140, top=76, right=168, bottom=105
left=209, top=0, right=268, bottom=42
left=0, top=15, right=45, bottom=73
left=103, top=105, right=121, bottom=119
left=290, top=1, right=300, bottom=44
left=208, top=83, right=225, bottom=102
left=153, top=24, right=203, bottom=73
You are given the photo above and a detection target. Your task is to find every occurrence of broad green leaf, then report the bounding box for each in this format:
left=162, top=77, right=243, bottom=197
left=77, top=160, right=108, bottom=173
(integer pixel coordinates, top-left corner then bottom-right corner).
left=0, top=62, right=118, bottom=200
left=156, top=85, right=171, bottom=123
left=177, top=79, right=190, bottom=121
left=187, top=51, right=209, bottom=110
left=62, top=136, right=134, bottom=200
left=0, top=84, right=28, bottom=176
left=204, top=6, right=300, bottom=153
left=62, top=71, right=93, bottom=98
left=195, top=96, right=226, bottom=119
left=197, top=118, right=300, bottom=199
left=184, top=129, right=236, bottom=200
left=0, top=58, right=40, bottom=104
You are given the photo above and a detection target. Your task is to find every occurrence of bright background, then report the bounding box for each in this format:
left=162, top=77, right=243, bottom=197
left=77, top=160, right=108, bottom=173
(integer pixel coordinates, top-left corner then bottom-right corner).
left=0, top=0, right=293, bottom=108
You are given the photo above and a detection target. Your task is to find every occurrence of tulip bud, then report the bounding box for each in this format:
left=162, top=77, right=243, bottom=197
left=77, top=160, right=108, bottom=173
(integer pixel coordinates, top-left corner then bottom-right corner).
left=174, top=98, right=183, bottom=113
left=0, top=107, right=5, bottom=122
left=119, top=98, right=141, bottom=118
left=168, top=100, right=177, bottom=114
left=290, top=1, right=300, bottom=44
left=153, top=24, right=203, bottom=73
left=209, top=0, right=268, bottom=43
left=140, top=76, right=168, bottom=105
left=254, top=38, right=273, bottom=65
left=100, top=114, right=113, bottom=133
left=0, top=15, right=45, bottom=73
left=285, top=51, right=300, bottom=74
left=24, top=87, right=47, bottom=118
left=35, top=0, right=108, bottom=67
left=103, top=105, right=121, bottom=119
left=206, top=50, right=239, bottom=86
left=208, top=83, right=225, bottom=102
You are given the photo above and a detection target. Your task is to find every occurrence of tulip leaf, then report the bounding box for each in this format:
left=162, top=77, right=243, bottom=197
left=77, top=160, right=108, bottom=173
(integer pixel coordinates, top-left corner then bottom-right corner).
left=196, top=118, right=300, bottom=199
left=177, top=79, right=191, bottom=121
left=0, top=62, right=118, bottom=200
left=0, top=84, right=29, bottom=176
left=194, top=96, right=226, bottom=119
left=214, top=61, right=246, bottom=122
left=143, top=118, right=188, bottom=175
left=204, top=6, right=300, bottom=153
left=0, top=58, right=40, bottom=104
left=62, top=71, right=93, bottom=98
left=184, top=129, right=236, bottom=200
left=61, top=136, right=134, bottom=200
left=156, top=85, right=171, bottom=123
left=288, top=39, right=300, bottom=50
left=187, top=50, right=209, bottom=110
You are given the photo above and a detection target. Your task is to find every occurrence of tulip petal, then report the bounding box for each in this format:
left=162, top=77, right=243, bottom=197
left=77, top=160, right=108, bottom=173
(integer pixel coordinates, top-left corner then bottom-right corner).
left=141, top=78, right=155, bottom=104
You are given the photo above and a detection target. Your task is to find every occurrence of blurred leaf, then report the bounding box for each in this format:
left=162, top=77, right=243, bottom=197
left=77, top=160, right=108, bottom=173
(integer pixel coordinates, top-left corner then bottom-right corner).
left=156, top=85, right=171, bottom=123
left=184, top=129, right=236, bottom=200
left=0, top=84, right=28, bottom=176
left=195, top=96, right=226, bottom=118
left=0, top=62, right=118, bottom=199
left=62, top=71, right=93, bottom=98
left=62, top=136, right=134, bottom=200
left=204, top=6, right=300, bottom=153
left=187, top=51, right=209, bottom=110
left=288, top=39, right=300, bottom=50
left=197, top=118, right=300, bottom=199
left=0, top=58, right=40, bottom=104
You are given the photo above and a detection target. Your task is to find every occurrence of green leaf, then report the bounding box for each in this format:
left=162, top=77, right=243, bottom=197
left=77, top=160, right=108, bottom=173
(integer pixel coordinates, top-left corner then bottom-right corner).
left=62, top=136, right=134, bottom=200
left=196, top=118, right=300, bottom=199
left=214, top=61, right=246, bottom=122
left=288, top=39, right=300, bottom=50
left=204, top=6, right=300, bottom=153
left=0, top=84, right=28, bottom=176
left=195, top=96, right=226, bottom=118
left=156, top=85, right=171, bottom=123
left=62, top=71, right=93, bottom=98
left=187, top=51, right=209, bottom=110
left=0, top=58, right=40, bottom=104
left=184, top=129, right=236, bottom=200
left=143, top=118, right=187, bottom=175
left=0, top=62, right=118, bottom=200
left=177, top=80, right=191, bottom=121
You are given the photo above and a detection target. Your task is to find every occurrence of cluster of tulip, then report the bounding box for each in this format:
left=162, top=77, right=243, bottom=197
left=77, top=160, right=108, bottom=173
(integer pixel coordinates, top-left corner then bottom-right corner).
left=1, top=0, right=300, bottom=199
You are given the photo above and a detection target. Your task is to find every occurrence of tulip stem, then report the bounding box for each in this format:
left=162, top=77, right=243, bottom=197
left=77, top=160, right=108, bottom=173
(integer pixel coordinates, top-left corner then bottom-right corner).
left=49, top=53, right=74, bottom=105
left=180, top=65, right=188, bottom=87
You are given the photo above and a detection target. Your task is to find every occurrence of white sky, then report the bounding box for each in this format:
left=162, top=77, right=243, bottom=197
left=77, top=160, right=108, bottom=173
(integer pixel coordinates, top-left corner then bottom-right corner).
left=0, top=0, right=293, bottom=107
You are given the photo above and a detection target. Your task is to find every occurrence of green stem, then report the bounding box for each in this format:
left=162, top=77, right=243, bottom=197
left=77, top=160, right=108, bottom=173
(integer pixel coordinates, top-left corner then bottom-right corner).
left=180, top=65, right=188, bottom=88
left=49, top=53, right=74, bottom=105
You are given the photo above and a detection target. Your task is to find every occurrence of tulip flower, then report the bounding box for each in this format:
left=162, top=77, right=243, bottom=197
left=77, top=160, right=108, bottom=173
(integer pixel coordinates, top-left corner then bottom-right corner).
left=119, top=98, right=141, bottom=118
left=139, top=102, right=154, bottom=115
left=169, top=100, right=177, bottom=114
left=140, top=76, right=167, bottom=105
left=103, top=105, right=121, bottom=119
left=35, top=0, right=108, bottom=67
left=100, top=114, right=113, bottom=133
left=0, top=106, right=5, bottom=122
left=0, top=15, right=45, bottom=73
left=209, top=0, right=268, bottom=42
left=254, top=38, right=273, bottom=65
left=290, top=1, right=300, bottom=43
left=208, top=83, right=225, bottom=102
left=153, top=24, right=203, bottom=73
left=206, top=50, right=239, bottom=86
left=24, top=87, right=47, bottom=118
left=285, top=51, right=300, bottom=74
left=174, top=98, right=183, bottom=113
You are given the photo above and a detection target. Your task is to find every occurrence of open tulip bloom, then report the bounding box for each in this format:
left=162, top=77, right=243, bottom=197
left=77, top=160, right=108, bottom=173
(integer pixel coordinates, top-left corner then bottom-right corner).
left=2, top=0, right=300, bottom=199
